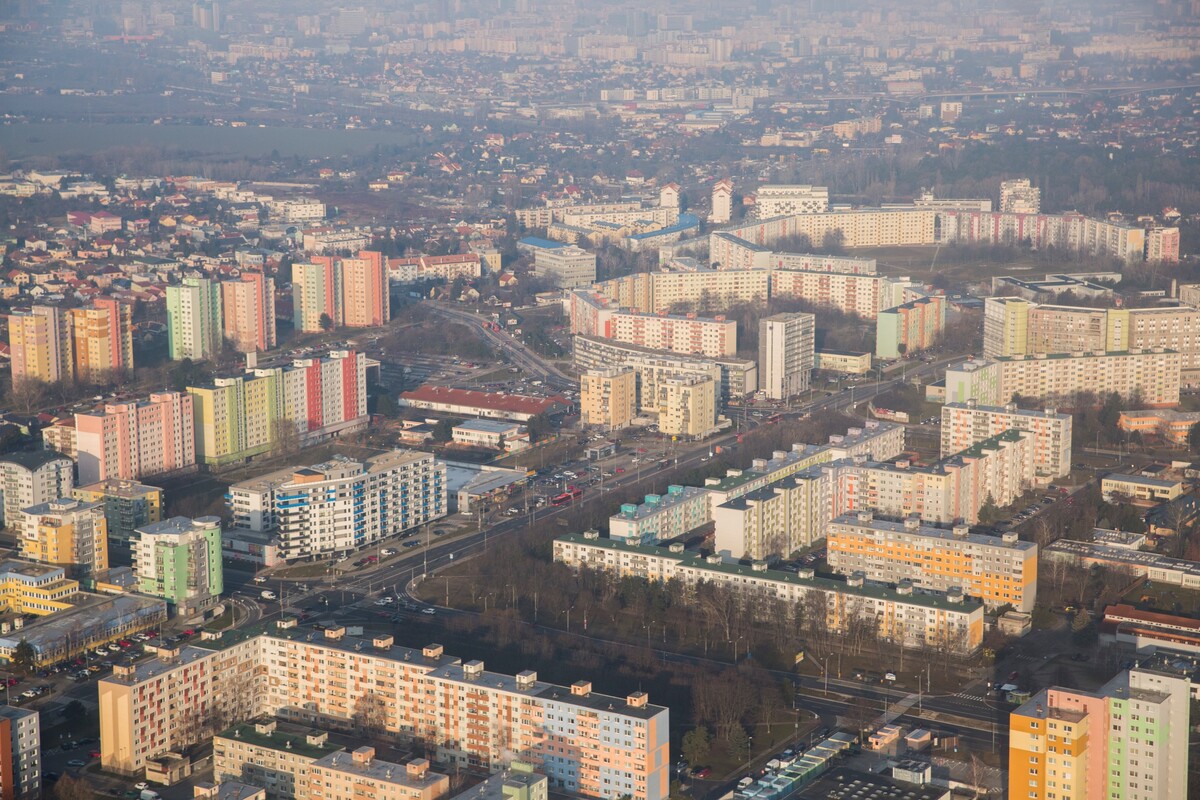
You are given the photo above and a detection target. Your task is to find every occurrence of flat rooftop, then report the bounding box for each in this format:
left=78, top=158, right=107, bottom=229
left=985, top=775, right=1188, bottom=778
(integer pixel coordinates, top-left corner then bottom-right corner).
left=830, top=513, right=1037, bottom=552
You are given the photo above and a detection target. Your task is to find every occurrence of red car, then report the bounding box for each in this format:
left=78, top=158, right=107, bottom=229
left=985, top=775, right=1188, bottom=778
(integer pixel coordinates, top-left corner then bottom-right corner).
left=88, top=751, right=101, bottom=759
left=4, top=678, right=17, bottom=687
left=693, top=768, right=711, bottom=779
left=365, top=556, right=379, bottom=563
left=615, top=467, right=625, bottom=473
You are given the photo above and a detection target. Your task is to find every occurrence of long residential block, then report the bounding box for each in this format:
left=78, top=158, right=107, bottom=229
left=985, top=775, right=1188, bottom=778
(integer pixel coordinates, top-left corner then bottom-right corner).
left=99, top=631, right=669, bottom=800
left=826, top=512, right=1038, bottom=612
left=75, top=391, right=196, bottom=484
left=554, top=531, right=984, bottom=654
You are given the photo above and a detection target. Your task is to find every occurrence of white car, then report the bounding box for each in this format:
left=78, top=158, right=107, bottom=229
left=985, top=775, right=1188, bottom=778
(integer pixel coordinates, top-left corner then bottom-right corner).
left=253, top=576, right=268, bottom=584
left=381, top=548, right=397, bottom=556
left=421, top=608, right=437, bottom=615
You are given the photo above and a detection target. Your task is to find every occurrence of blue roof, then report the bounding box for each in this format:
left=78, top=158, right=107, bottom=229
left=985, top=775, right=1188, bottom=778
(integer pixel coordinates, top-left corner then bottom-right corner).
left=628, top=213, right=701, bottom=240
left=518, top=236, right=567, bottom=250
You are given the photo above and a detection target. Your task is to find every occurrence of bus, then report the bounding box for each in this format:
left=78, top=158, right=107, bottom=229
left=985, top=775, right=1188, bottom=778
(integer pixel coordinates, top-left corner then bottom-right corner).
left=551, top=486, right=583, bottom=506
left=766, top=414, right=784, bottom=424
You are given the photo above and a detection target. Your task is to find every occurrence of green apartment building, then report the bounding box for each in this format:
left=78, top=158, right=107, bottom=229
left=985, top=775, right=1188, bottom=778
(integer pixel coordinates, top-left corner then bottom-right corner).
left=134, top=516, right=224, bottom=616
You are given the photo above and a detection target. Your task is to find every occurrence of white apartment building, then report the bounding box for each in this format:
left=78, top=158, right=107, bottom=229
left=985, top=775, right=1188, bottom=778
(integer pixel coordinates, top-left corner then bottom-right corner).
left=753, top=184, right=830, bottom=218
left=0, top=706, right=40, bottom=800
left=940, top=401, right=1072, bottom=479
left=609, top=485, right=712, bottom=546
left=759, top=312, right=815, bottom=399
left=826, top=512, right=1039, bottom=612
left=0, top=452, right=74, bottom=530
left=226, top=451, right=445, bottom=560
left=1000, top=179, right=1040, bottom=214
left=555, top=531, right=984, bottom=654
left=532, top=246, right=596, bottom=288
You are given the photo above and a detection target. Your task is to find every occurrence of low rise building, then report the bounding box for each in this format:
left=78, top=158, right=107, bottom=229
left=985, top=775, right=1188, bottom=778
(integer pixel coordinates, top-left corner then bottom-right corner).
left=1100, top=604, right=1200, bottom=656
left=1118, top=409, right=1200, bottom=446
left=398, top=386, right=571, bottom=423
left=451, top=419, right=530, bottom=453
left=815, top=350, right=872, bottom=375
left=1043, top=538, right=1200, bottom=588
left=555, top=531, right=984, bottom=654
left=1101, top=473, right=1183, bottom=504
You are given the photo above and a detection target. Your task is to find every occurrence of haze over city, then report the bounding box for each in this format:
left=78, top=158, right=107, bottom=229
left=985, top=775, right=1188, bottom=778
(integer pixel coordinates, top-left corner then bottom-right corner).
left=0, top=1, right=1197, bottom=800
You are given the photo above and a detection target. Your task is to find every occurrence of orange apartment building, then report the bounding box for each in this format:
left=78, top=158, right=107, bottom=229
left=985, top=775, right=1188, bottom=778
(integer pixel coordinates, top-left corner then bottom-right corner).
left=99, top=631, right=669, bottom=800
left=221, top=272, right=276, bottom=353
left=69, top=298, right=133, bottom=383
left=826, top=512, right=1038, bottom=612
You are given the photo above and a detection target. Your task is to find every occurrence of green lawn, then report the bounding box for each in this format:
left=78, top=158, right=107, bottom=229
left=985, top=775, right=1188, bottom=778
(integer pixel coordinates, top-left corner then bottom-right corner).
left=1123, top=581, right=1200, bottom=616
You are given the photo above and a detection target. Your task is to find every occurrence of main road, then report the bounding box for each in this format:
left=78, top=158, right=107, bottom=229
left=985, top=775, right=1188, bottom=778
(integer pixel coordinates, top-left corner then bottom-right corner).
left=426, top=302, right=574, bottom=390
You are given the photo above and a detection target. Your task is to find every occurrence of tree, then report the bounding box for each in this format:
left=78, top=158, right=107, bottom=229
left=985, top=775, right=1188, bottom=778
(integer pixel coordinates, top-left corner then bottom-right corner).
left=978, top=493, right=1001, bottom=525
left=9, top=640, right=35, bottom=676
left=319, top=312, right=335, bottom=331
left=53, top=775, right=93, bottom=800
left=680, top=726, right=711, bottom=767
left=1188, top=422, right=1200, bottom=453
left=271, top=418, right=301, bottom=457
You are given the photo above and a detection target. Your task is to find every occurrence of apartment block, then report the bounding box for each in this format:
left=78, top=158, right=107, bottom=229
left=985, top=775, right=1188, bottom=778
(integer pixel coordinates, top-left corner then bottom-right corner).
left=7, top=306, right=70, bottom=384
left=606, top=312, right=737, bottom=359
left=388, top=254, right=483, bottom=284
left=17, top=498, right=109, bottom=579
left=982, top=297, right=1032, bottom=359
left=710, top=179, right=732, bottom=224
left=167, top=276, right=223, bottom=360
left=759, top=312, right=815, bottom=399
left=310, top=748, right=448, bottom=800
left=222, top=272, right=276, bottom=353
left=712, top=466, right=833, bottom=560
left=69, top=298, right=134, bottom=382
left=875, top=295, right=945, bottom=359
left=189, top=350, right=369, bottom=466
left=532, top=246, right=596, bottom=288
left=768, top=270, right=891, bottom=319
left=943, top=350, right=1181, bottom=408
left=1009, top=667, right=1190, bottom=800
left=655, top=374, right=718, bottom=438
left=75, top=392, right=196, bottom=484
left=0, top=706, right=40, bottom=800
left=134, top=516, right=224, bottom=615
left=99, top=633, right=669, bottom=800
left=826, top=512, right=1038, bottom=612
left=214, top=718, right=343, bottom=800
left=555, top=531, right=984, bottom=654
left=293, top=252, right=389, bottom=332
left=573, top=335, right=757, bottom=404
left=752, top=184, right=830, bottom=217
left=226, top=451, right=445, bottom=560
left=940, top=401, right=1072, bottom=479
left=610, top=486, right=711, bottom=546
left=1146, top=227, right=1181, bottom=263
left=0, top=452, right=74, bottom=530
left=41, top=418, right=77, bottom=459
left=74, top=480, right=162, bottom=557
left=580, top=367, right=637, bottom=429
left=999, top=179, right=1041, bottom=214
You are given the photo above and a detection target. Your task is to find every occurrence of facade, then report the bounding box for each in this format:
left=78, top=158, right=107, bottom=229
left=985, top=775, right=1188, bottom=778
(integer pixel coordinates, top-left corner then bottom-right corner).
left=7, top=306, right=70, bottom=384
left=1100, top=604, right=1200, bottom=656
left=815, top=350, right=872, bottom=374
left=940, top=401, right=1072, bottom=479
left=826, top=513, right=1038, bottom=612
left=0, top=560, right=79, bottom=616
left=451, top=420, right=530, bottom=453
left=16, top=498, right=109, bottom=579
left=875, top=295, right=945, bottom=359
left=999, top=179, right=1041, bottom=214
left=610, top=486, right=712, bottom=546
left=532, top=246, right=596, bottom=288
left=1008, top=668, right=1190, bottom=800
left=655, top=374, right=718, bottom=438
left=293, top=252, right=389, bottom=332
left=226, top=451, right=446, bottom=561
left=0, top=452, right=74, bottom=530
left=388, top=254, right=483, bottom=284
left=99, top=633, right=669, bottom=800
left=982, top=297, right=1033, bottom=358
left=222, top=272, right=277, bottom=353
left=710, top=179, right=732, bottom=224
left=568, top=292, right=738, bottom=358
left=573, top=334, right=756, bottom=404
left=309, top=749, right=448, bottom=800
left=41, top=419, right=77, bottom=459
left=752, top=184, right=830, bottom=217
left=580, top=367, right=637, bottom=429
left=75, top=392, right=196, bottom=484
left=0, top=706, right=40, bottom=800
left=189, top=351, right=369, bottom=466
left=1117, top=408, right=1200, bottom=446
left=759, top=312, right=815, bottom=399
left=398, top=386, right=569, bottom=423
left=134, top=516, right=225, bottom=615
left=73, top=479, right=163, bottom=557
left=555, top=532, right=984, bottom=654
left=1100, top=473, right=1183, bottom=504
left=167, top=276, right=223, bottom=360
left=68, top=298, right=134, bottom=382
left=214, top=718, right=344, bottom=800
left=942, top=350, right=1181, bottom=408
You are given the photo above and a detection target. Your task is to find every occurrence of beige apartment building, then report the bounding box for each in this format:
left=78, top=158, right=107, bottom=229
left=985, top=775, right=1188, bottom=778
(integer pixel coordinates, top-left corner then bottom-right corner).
left=99, top=632, right=669, bottom=800
left=826, top=512, right=1039, bottom=612
left=940, top=401, right=1072, bottom=479
left=655, top=374, right=718, bottom=438
left=310, top=749, right=448, bottom=800
left=214, top=718, right=344, bottom=800
left=580, top=367, right=637, bottom=429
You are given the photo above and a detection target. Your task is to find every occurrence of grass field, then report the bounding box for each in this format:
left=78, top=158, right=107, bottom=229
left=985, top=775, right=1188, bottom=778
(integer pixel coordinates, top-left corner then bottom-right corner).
left=852, top=245, right=1076, bottom=285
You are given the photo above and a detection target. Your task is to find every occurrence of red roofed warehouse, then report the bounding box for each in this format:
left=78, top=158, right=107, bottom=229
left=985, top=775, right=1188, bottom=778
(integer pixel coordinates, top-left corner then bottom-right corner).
left=398, top=386, right=571, bottom=422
